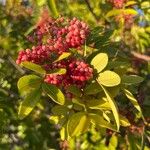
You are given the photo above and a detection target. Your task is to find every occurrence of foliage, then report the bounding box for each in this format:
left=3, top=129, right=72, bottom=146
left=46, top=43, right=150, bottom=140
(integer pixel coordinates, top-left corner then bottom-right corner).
left=0, top=0, right=150, bottom=150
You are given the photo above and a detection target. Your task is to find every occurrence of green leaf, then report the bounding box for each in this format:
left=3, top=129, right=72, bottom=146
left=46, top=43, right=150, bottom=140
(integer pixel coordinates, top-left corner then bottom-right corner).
left=47, top=0, right=59, bottom=18
left=128, top=133, right=139, bottom=150
left=121, top=75, right=144, bottom=85
left=106, top=86, right=120, bottom=98
left=109, top=135, right=118, bottom=148
left=123, top=9, right=138, bottom=15
left=99, top=84, right=120, bottom=131
left=84, top=82, right=103, bottom=95
left=49, top=115, right=59, bottom=124
left=54, top=52, right=71, bottom=63
left=107, top=61, right=130, bottom=70
left=98, top=71, right=121, bottom=87
left=67, top=85, right=82, bottom=97
left=86, top=98, right=111, bottom=110
left=42, top=83, right=65, bottom=105
left=125, top=1, right=137, bottom=7
left=67, top=112, right=90, bottom=137
left=106, top=9, right=122, bottom=18
left=106, top=9, right=137, bottom=18
left=36, top=0, right=46, bottom=6
left=91, top=53, right=108, bottom=73
left=119, top=115, right=130, bottom=127
left=123, top=89, right=143, bottom=117
left=21, top=61, right=46, bottom=74
left=18, top=88, right=41, bottom=119
left=17, top=75, right=42, bottom=96
left=51, top=105, right=69, bottom=116
left=72, top=98, right=85, bottom=107
left=89, top=113, right=117, bottom=131
left=47, top=68, right=66, bottom=75
left=60, top=123, right=69, bottom=140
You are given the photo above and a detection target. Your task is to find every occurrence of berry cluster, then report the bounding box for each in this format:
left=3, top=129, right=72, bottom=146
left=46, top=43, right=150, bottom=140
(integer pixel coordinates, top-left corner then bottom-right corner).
left=28, top=16, right=89, bottom=50
left=16, top=45, right=51, bottom=64
left=66, top=18, right=89, bottom=48
left=68, top=60, right=93, bottom=82
left=44, top=59, right=93, bottom=88
left=16, top=16, right=93, bottom=94
left=17, top=17, right=90, bottom=64
left=108, top=0, right=127, bottom=9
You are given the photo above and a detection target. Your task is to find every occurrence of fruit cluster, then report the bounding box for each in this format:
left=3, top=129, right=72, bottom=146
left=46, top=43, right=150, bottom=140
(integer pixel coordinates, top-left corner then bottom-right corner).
left=16, top=17, right=93, bottom=89
left=108, top=0, right=127, bottom=8
left=44, top=59, right=93, bottom=88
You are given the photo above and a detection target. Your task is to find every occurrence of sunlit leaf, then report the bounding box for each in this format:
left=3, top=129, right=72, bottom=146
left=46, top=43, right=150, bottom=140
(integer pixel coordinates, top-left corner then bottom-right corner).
left=47, top=0, right=59, bottom=18
left=123, top=89, right=143, bottom=117
left=109, top=135, right=118, bottom=148
left=125, top=1, right=137, bottom=7
left=60, top=123, right=69, bottom=140
left=106, top=9, right=137, bottom=18
left=17, top=75, right=42, bottom=96
left=18, top=88, right=41, bottom=119
left=91, top=53, right=108, bottom=73
left=99, top=84, right=120, bottom=131
left=42, top=83, right=65, bottom=105
left=67, top=112, right=90, bottom=137
left=119, top=115, right=130, bottom=127
left=54, top=52, right=71, bottom=63
left=98, top=71, right=121, bottom=87
left=89, top=113, right=117, bottom=131
left=47, top=68, right=66, bottom=75
left=51, top=105, right=69, bottom=116
left=86, top=98, right=111, bottom=110
left=21, top=61, right=46, bottom=74
left=49, top=115, right=59, bottom=124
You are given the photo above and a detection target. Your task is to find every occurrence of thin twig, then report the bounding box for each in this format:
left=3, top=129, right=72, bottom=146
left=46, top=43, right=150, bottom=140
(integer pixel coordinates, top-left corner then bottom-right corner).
left=8, top=56, right=25, bottom=75
left=131, top=51, right=150, bottom=61
left=84, top=0, right=99, bottom=22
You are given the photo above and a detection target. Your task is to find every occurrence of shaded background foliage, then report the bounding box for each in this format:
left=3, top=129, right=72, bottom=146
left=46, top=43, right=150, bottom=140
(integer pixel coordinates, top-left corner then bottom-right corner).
left=0, top=0, right=150, bottom=149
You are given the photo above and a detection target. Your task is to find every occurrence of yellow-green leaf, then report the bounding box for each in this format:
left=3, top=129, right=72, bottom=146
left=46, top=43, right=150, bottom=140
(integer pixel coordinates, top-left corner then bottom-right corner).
left=119, top=115, right=131, bottom=127
left=49, top=115, right=59, bottom=124
left=54, top=52, right=71, bottom=63
left=106, top=9, right=137, bottom=18
left=72, top=98, right=85, bottom=107
left=91, top=53, right=108, bottom=73
left=47, top=0, right=59, bottom=18
left=47, top=68, right=66, bottom=75
left=99, top=84, right=120, bottom=131
left=98, top=71, right=121, bottom=87
left=67, top=112, right=90, bottom=137
left=51, top=105, right=69, bottom=116
left=125, top=1, right=137, bottom=7
left=42, top=83, right=65, bottom=105
left=18, top=88, right=41, bottom=119
left=123, top=9, right=138, bottom=15
left=109, top=135, right=118, bottom=148
left=89, top=113, right=117, bottom=131
left=17, top=75, right=41, bottom=96
left=123, top=89, right=143, bottom=117
left=106, top=9, right=122, bottom=18
left=86, top=98, right=111, bottom=110
left=60, top=123, right=69, bottom=140
left=21, top=61, right=46, bottom=74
